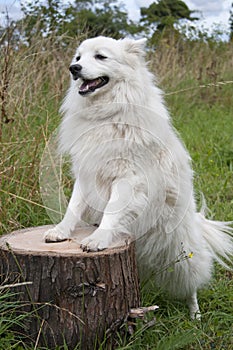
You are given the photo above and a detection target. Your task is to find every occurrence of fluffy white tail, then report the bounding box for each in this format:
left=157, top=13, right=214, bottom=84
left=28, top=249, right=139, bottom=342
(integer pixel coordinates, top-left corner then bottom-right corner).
left=198, top=212, right=233, bottom=269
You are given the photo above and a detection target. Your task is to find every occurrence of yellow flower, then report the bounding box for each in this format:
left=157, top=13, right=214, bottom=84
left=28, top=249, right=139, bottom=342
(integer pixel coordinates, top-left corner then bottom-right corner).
left=188, top=252, right=194, bottom=258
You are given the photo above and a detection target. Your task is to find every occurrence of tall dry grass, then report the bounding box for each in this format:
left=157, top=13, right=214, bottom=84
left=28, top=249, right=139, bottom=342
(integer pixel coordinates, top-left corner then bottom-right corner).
left=150, top=35, right=233, bottom=90
left=0, top=32, right=77, bottom=233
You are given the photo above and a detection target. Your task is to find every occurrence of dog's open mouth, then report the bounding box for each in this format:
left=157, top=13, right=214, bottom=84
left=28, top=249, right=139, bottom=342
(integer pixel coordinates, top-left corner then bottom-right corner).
left=79, top=76, right=109, bottom=95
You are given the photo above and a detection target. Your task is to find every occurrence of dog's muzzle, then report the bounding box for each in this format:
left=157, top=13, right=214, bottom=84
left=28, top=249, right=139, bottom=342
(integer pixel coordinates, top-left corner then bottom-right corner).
left=69, top=64, right=109, bottom=96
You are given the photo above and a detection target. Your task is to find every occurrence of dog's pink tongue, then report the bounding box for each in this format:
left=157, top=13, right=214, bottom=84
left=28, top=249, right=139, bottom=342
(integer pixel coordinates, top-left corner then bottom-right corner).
left=79, top=81, right=89, bottom=92
left=80, top=78, right=100, bottom=93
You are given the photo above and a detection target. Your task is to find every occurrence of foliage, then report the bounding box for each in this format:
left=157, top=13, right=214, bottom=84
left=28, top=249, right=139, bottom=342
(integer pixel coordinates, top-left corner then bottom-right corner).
left=1, top=0, right=232, bottom=45
left=19, top=0, right=141, bottom=43
left=140, top=0, right=199, bottom=32
left=230, top=3, right=233, bottom=41
left=20, top=0, right=68, bottom=40
left=71, top=0, right=141, bottom=38
left=1, top=0, right=201, bottom=46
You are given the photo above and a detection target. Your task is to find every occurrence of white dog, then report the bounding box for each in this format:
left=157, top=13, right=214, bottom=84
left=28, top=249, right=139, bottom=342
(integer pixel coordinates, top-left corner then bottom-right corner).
left=44, top=36, right=233, bottom=319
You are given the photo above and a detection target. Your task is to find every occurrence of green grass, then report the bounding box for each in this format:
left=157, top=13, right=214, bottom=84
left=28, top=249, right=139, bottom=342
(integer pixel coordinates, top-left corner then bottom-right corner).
left=114, top=269, right=233, bottom=349
left=168, top=85, right=233, bottom=221
left=0, top=288, right=31, bottom=349
left=0, top=33, right=233, bottom=349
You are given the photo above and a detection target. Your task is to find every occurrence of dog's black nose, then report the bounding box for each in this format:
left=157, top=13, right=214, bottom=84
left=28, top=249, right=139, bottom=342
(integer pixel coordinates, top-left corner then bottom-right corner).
left=69, top=64, right=82, bottom=75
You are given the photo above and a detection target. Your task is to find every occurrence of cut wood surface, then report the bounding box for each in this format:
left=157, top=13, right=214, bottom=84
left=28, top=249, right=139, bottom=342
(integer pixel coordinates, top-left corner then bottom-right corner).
left=0, top=225, right=140, bottom=349
left=0, top=225, right=116, bottom=254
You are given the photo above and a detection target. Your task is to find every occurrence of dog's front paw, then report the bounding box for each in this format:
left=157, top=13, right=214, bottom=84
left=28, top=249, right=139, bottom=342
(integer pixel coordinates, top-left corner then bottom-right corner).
left=80, top=229, right=114, bottom=252
left=44, top=226, right=70, bottom=243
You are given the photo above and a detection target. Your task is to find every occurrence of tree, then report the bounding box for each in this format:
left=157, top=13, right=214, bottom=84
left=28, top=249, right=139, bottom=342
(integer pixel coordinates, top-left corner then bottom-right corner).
left=140, top=0, right=199, bottom=41
left=19, top=0, right=141, bottom=43
left=71, top=0, right=140, bottom=38
left=230, top=3, right=233, bottom=41
left=20, top=0, right=72, bottom=42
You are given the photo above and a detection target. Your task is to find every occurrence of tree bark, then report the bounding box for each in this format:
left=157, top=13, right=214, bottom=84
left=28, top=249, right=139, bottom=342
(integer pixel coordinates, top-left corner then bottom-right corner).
left=0, top=225, right=140, bottom=349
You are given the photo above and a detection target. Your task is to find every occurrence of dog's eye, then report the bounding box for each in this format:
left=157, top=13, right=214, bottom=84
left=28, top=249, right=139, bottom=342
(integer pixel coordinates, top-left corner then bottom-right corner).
left=95, top=54, right=107, bottom=60
left=76, top=56, right=81, bottom=61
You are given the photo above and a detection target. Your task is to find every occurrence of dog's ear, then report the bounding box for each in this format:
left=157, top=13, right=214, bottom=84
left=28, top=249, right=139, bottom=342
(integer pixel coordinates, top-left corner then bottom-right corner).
left=122, top=38, right=147, bottom=56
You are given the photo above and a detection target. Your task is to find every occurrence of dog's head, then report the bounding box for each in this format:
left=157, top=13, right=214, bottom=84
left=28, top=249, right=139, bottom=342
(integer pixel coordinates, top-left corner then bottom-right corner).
left=69, top=36, right=147, bottom=97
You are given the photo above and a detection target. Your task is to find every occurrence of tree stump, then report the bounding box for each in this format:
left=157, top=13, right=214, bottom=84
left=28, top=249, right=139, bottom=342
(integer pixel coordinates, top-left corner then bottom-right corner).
left=0, top=225, right=140, bottom=349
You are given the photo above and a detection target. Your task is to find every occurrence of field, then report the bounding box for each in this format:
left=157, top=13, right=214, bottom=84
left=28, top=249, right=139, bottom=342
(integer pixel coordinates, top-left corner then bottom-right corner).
left=0, top=33, right=233, bottom=349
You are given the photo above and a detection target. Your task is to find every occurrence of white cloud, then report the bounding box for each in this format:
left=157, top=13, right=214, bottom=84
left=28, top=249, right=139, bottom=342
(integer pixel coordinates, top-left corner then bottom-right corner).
left=185, top=0, right=231, bottom=19
left=125, top=0, right=154, bottom=21
left=186, top=0, right=224, bottom=15
left=135, top=0, right=154, bottom=7
left=184, top=0, right=231, bottom=38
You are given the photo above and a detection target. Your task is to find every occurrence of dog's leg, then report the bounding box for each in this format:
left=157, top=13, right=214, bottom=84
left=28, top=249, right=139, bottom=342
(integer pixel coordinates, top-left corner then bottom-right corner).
left=80, top=176, right=147, bottom=251
left=187, top=292, right=201, bottom=320
left=44, top=180, right=87, bottom=242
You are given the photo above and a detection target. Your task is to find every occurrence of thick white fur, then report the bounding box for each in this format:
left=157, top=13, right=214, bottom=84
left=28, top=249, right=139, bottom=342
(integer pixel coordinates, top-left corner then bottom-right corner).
left=44, top=36, right=233, bottom=319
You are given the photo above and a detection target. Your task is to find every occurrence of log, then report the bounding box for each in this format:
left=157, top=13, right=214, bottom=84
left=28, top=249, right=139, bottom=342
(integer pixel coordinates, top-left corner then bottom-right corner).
left=0, top=225, right=140, bottom=349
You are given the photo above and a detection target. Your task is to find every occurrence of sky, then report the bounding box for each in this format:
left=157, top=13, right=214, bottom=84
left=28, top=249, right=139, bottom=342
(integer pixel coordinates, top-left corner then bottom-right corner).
left=0, top=0, right=232, bottom=35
